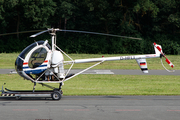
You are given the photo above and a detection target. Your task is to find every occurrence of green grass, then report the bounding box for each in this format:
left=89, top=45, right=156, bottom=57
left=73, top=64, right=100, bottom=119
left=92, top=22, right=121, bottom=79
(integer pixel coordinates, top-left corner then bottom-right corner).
left=0, top=53, right=19, bottom=69
left=0, top=53, right=180, bottom=95
left=0, top=74, right=180, bottom=95
left=64, top=74, right=180, bottom=95
left=0, top=53, right=180, bottom=70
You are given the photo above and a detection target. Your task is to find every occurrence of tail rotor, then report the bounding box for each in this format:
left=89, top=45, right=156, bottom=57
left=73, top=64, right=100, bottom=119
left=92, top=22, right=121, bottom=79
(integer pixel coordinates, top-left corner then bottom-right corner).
left=153, top=42, right=175, bottom=72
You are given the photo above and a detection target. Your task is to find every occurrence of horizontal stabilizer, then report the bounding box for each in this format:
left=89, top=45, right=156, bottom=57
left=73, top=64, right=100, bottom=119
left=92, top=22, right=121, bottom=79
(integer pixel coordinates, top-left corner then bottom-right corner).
left=136, top=59, right=148, bottom=73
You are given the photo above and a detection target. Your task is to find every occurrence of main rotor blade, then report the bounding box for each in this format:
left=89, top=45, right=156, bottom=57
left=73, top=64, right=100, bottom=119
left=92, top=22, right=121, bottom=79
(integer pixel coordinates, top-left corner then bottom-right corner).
left=58, top=29, right=142, bottom=40
left=0, top=30, right=43, bottom=36
left=0, top=28, right=142, bottom=40
left=30, top=29, right=52, bottom=37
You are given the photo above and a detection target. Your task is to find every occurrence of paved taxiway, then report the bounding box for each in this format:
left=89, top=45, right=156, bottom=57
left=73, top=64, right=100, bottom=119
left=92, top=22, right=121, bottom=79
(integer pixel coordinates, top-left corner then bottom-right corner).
left=0, top=69, right=180, bottom=120
left=0, top=96, right=180, bottom=120
left=0, top=69, right=180, bottom=75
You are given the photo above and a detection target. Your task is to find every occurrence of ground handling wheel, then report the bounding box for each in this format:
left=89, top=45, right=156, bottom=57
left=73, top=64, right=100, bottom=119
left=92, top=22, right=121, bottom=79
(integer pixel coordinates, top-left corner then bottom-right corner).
left=51, top=91, right=62, bottom=100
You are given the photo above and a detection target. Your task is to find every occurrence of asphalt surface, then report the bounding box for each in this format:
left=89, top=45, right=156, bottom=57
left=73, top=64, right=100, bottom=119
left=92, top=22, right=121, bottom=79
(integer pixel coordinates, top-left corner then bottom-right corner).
left=0, top=69, right=180, bottom=120
left=0, top=96, right=180, bottom=120
left=0, top=69, right=180, bottom=75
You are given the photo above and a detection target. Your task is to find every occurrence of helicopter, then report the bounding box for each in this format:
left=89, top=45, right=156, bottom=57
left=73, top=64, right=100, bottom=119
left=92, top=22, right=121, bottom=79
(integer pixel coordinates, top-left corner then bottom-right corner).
left=2, top=28, right=175, bottom=100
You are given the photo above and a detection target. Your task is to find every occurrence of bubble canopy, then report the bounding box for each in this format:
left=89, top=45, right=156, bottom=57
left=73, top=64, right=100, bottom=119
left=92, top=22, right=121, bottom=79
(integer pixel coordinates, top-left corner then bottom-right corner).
left=15, top=41, right=51, bottom=75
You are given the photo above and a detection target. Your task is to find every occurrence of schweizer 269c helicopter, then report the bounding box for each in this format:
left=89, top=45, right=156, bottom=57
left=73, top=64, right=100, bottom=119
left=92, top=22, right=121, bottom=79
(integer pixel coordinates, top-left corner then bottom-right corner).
left=4, top=28, right=175, bottom=100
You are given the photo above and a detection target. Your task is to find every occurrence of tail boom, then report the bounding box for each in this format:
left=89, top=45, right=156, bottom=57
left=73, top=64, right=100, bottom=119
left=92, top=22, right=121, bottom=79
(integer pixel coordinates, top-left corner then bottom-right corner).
left=64, top=54, right=160, bottom=64
left=64, top=42, right=174, bottom=73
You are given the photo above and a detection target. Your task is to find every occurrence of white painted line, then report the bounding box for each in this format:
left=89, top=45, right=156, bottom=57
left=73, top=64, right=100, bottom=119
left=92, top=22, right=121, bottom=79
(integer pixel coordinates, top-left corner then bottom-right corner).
left=10, top=71, right=17, bottom=74
left=94, top=70, right=114, bottom=74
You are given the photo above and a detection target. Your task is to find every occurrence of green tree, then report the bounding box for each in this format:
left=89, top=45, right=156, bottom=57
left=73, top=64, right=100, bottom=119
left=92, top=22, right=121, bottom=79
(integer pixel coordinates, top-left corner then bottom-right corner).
left=0, top=0, right=180, bottom=54
left=23, top=0, right=56, bottom=29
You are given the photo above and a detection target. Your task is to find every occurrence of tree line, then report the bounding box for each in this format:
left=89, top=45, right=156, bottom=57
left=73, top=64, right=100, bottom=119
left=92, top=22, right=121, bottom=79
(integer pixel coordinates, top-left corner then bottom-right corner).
left=0, top=0, right=180, bottom=54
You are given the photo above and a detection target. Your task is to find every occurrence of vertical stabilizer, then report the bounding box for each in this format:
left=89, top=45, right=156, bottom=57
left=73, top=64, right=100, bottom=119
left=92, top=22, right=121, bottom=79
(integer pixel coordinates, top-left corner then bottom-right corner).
left=136, top=59, right=148, bottom=73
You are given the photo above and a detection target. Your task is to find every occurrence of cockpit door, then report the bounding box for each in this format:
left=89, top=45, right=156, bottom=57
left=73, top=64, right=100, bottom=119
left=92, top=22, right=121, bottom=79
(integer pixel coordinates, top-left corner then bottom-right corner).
left=28, top=47, right=48, bottom=68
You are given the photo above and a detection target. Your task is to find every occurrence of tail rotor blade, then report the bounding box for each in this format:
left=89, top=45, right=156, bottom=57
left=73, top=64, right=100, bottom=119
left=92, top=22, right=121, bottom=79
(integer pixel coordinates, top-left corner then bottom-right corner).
left=153, top=42, right=174, bottom=68
left=165, top=58, right=174, bottom=68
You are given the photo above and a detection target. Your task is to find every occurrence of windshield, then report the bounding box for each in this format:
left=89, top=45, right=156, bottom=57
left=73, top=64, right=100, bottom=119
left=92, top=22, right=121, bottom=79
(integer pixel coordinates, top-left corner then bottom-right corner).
left=28, top=47, right=47, bottom=68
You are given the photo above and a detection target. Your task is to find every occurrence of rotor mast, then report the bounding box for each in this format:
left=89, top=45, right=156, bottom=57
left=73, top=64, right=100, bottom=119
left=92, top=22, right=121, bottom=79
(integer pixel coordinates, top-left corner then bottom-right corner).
left=49, top=28, right=59, bottom=51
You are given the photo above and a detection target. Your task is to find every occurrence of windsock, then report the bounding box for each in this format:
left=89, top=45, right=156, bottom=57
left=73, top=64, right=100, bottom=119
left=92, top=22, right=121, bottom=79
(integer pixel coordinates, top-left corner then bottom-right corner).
left=153, top=42, right=174, bottom=68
